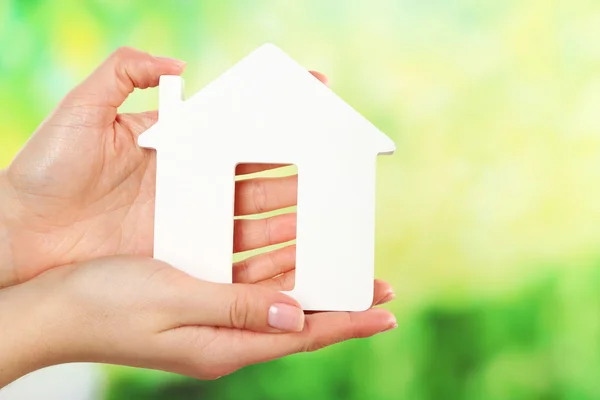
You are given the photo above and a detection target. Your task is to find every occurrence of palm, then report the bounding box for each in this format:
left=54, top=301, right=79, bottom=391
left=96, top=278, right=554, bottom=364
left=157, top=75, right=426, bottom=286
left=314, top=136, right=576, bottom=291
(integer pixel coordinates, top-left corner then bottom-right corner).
left=49, top=255, right=394, bottom=379
left=6, top=109, right=156, bottom=280
left=3, top=47, right=326, bottom=286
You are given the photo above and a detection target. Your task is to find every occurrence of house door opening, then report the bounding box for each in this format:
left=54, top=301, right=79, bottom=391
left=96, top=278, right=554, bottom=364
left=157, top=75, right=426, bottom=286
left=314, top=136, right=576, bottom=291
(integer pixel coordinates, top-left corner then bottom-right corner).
left=232, top=163, right=298, bottom=291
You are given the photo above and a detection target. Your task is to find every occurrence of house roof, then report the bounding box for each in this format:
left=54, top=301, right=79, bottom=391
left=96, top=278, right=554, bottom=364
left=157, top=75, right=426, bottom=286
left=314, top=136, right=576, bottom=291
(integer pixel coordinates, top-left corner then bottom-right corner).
left=138, top=44, right=395, bottom=156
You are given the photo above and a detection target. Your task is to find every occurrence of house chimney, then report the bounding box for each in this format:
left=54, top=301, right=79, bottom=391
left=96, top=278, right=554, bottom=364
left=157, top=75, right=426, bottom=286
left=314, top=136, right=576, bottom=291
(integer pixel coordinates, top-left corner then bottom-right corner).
left=159, top=75, right=184, bottom=116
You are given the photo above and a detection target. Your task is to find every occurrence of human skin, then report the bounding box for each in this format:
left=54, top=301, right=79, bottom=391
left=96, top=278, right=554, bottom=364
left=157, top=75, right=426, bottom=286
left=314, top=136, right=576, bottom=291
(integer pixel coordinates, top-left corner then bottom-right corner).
left=0, top=255, right=396, bottom=387
left=0, top=47, right=331, bottom=289
left=0, top=47, right=397, bottom=386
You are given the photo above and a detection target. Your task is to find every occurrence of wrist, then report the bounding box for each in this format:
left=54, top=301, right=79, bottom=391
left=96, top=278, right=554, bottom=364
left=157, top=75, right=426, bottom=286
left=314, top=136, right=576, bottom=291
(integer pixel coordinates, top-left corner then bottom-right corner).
left=0, top=266, right=78, bottom=387
left=0, top=170, right=18, bottom=288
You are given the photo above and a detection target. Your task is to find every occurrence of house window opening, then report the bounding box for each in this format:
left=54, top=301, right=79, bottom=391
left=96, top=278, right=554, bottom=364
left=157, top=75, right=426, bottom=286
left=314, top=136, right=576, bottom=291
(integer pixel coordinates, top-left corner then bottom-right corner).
left=232, top=163, right=298, bottom=291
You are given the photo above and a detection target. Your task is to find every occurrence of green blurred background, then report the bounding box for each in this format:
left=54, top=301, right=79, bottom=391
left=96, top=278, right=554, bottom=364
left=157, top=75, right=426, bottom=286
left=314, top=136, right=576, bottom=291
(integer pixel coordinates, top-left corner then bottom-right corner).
left=2, top=0, right=600, bottom=399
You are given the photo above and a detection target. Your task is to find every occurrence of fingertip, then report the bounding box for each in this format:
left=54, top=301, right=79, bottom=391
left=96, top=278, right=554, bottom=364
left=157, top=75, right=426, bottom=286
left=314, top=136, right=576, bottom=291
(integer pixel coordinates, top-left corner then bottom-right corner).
left=356, top=308, right=397, bottom=337
left=155, top=56, right=187, bottom=74
left=375, top=291, right=396, bottom=306
left=309, top=70, right=329, bottom=87
left=373, top=279, right=395, bottom=306
left=67, top=47, right=187, bottom=109
left=382, top=312, right=398, bottom=333
left=384, top=322, right=399, bottom=333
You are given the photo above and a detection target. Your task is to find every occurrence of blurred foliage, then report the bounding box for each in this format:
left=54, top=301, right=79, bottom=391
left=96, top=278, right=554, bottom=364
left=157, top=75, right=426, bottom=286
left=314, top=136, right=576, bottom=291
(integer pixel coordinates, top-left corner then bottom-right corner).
left=102, top=261, right=600, bottom=400
left=2, top=0, right=600, bottom=399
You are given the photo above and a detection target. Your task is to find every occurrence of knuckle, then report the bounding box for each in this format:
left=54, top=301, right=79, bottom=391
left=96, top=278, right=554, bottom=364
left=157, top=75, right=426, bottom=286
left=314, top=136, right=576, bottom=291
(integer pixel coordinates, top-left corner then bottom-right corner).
left=264, top=217, right=273, bottom=246
left=232, top=220, right=243, bottom=252
left=112, top=46, right=150, bottom=63
left=229, top=289, right=251, bottom=329
left=300, top=339, right=316, bottom=353
left=233, top=259, right=250, bottom=282
left=112, top=46, right=134, bottom=60
left=304, top=337, right=332, bottom=353
left=252, top=179, right=268, bottom=214
left=345, top=312, right=361, bottom=339
left=267, top=250, right=279, bottom=271
left=298, top=321, right=316, bottom=353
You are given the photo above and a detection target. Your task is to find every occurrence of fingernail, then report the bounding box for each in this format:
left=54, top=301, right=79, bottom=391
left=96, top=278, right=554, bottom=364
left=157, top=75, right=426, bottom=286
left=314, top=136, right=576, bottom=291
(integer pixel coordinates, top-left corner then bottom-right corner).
left=382, top=317, right=398, bottom=333
left=155, top=56, right=186, bottom=67
left=376, top=290, right=396, bottom=306
left=268, top=303, right=305, bottom=332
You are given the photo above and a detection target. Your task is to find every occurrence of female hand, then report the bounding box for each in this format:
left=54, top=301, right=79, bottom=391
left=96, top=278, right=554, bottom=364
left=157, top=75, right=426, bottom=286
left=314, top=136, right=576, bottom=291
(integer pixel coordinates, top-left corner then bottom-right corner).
left=0, top=47, right=328, bottom=288
left=0, top=256, right=396, bottom=387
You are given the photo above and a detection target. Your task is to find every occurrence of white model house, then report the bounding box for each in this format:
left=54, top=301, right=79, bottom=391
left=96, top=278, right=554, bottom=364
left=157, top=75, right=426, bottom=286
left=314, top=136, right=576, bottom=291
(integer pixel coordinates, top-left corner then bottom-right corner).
left=138, top=44, right=394, bottom=311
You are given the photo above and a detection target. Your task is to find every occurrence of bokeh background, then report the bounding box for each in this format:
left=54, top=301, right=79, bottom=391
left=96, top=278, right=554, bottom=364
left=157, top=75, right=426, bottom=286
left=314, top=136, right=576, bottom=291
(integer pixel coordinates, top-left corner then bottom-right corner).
left=2, top=0, right=600, bottom=399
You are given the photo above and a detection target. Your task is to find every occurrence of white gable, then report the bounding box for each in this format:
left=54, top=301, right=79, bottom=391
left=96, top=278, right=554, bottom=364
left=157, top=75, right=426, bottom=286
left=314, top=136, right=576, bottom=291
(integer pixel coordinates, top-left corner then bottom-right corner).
left=138, top=44, right=395, bottom=157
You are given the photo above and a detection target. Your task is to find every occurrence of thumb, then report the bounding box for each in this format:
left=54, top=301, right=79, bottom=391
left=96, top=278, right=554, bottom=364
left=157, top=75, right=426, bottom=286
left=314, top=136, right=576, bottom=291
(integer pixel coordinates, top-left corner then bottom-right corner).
left=61, top=46, right=185, bottom=112
left=172, top=280, right=305, bottom=333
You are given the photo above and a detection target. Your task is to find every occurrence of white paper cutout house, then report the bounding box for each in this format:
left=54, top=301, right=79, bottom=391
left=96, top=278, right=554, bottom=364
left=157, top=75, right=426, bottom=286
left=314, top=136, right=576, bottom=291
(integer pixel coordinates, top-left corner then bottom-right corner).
left=138, top=43, right=394, bottom=312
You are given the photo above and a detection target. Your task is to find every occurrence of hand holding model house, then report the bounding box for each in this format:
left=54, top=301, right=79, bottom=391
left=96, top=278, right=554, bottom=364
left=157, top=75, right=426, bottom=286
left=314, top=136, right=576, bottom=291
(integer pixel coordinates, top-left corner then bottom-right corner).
left=0, top=45, right=396, bottom=386
left=140, top=44, right=395, bottom=311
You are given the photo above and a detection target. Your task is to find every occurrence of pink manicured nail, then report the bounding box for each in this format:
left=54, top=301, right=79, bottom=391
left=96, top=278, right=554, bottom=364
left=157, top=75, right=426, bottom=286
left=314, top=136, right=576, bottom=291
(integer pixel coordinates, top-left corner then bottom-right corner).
left=268, top=303, right=305, bottom=332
